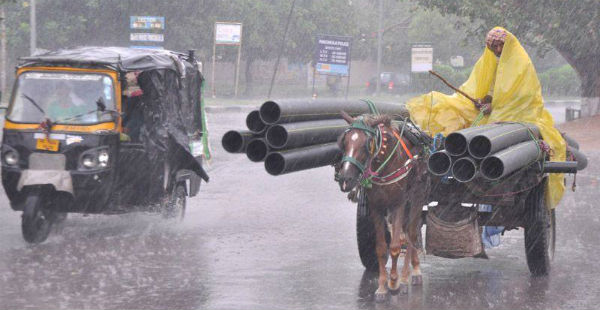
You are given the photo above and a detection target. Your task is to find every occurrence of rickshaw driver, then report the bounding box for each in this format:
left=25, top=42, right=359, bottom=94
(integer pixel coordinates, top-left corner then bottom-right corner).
left=45, top=81, right=89, bottom=121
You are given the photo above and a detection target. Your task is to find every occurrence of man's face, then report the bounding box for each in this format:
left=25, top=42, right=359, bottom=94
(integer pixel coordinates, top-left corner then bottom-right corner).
left=488, top=41, right=504, bottom=57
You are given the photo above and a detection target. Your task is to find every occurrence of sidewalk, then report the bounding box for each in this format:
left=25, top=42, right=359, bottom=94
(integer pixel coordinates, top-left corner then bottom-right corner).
left=558, top=114, right=600, bottom=151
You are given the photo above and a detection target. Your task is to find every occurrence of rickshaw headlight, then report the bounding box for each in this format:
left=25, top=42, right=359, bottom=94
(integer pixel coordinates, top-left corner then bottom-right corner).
left=79, top=147, right=110, bottom=170
left=81, top=154, right=97, bottom=168
left=98, top=150, right=109, bottom=167
left=3, top=150, right=19, bottom=166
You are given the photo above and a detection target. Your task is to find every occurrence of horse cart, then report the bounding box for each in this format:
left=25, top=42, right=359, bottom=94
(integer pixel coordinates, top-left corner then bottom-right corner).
left=2, top=47, right=209, bottom=243
left=352, top=122, right=586, bottom=276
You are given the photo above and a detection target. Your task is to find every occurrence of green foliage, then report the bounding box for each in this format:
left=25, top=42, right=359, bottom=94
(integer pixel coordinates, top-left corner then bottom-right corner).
left=414, top=0, right=600, bottom=96
left=538, top=65, right=580, bottom=96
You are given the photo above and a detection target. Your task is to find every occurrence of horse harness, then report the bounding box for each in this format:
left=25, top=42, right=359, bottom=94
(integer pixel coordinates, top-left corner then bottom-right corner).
left=340, top=118, right=418, bottom=187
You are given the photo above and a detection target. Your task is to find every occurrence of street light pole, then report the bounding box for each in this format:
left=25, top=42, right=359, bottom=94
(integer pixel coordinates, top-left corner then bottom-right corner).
left=30, top=0, right=36, bottom=55
left=375, top=0, right=383, bottom=96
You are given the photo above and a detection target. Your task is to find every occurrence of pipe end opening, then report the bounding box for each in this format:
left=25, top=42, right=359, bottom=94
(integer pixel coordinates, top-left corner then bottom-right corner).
left=481, top=157, right=504, bottom=180
left=266, top=126, right=288, bottom=149
left=259, top=101, right=281, bottom=124
left=265, top=153, right=285, bottom=175
left=469, top=136, right=492, bottom=159
left=445, top=133, right=467, bottom=156
left=246, top=111, right=266, bottom=133
left=246, top=139, right=268, bottom=162
left=428, top=152, right=452, bottom=176
left=452, top=158, right=476, bottom=182
left=222, top=131, right=243, bottom=153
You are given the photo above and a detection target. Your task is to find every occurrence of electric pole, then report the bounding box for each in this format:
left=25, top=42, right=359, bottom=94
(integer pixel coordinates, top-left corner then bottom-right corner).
left=0, top=5, right=6, bottom=94
left=375, top=0, right=383, bottom=96
left=30, top=0, right=36, bottom=55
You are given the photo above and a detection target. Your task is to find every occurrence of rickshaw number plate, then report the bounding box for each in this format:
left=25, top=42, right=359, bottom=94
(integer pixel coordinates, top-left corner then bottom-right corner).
left=36, top=139, right=59, bottom=152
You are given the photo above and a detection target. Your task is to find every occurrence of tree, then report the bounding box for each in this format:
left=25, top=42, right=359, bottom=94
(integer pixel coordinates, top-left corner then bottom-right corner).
left=416, top=0, right=600, bottom=112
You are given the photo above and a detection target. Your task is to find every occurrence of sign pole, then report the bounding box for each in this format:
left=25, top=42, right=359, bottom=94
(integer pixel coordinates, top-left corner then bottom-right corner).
left=234, top=24, right=243, bottom=98
left=345, top=64, right=351, bottom=100
left=211, top=26, right=217, bottom=98
left=312, top=66, right=317, bottom=98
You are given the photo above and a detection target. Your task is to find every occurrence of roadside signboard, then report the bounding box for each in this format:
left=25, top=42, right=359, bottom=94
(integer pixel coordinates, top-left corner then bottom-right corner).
left=212, top=22, right=244, bottom=97
left=411, top=43, right=433, bottom=72
left=130, top=16, right=165, bottom=30
left=215, top=23, right=242, bottom=45
left=450, top=55, right=464, bottom=68
left=130, top=33, right=164, bottom=43
left=314, top=35, right=351, bottom=76
left=130, top=16, right=165, bottom=49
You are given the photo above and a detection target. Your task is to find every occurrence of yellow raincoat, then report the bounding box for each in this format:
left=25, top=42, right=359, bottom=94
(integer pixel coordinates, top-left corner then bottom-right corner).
left=407, top=27, right=566, bottom=209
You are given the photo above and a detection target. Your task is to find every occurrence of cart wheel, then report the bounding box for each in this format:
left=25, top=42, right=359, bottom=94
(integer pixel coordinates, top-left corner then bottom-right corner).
left=524, top=180, right=555, bottom=276
left=356, top=191, right=389, bottom=271
left=21, top=193, right=54, bottom=244
left=162, top=183, right=187, bottom=220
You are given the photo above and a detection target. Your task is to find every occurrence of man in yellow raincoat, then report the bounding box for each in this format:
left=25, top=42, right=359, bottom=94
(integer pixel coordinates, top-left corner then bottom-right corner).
left=407, top=27, right=566, bottom=209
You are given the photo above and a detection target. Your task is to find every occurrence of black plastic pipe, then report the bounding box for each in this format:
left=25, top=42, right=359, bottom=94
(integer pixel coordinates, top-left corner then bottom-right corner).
left=468, top=123, right=540, bottom=159
left=265, top=119, right=348, bottom=149
left=480, top=140, right=541, bottom=180
left=568, top=146, right=588, bottom=170
left=246, top=138, right=269, bottom=162
left=264, top=143, right=342, bottom=176
left=562, top=133, right=580, bottom=150
left=444, top=124, right=501, bottom=156
left=452, top=157, right=479, bottom=183
left=428, top=150, right=453, bottom=176
left=246, top=110, right=267, bottom=134
left=259, top=99, right=408, bottom=124
left=222, top=130, right=256, bottom=153
left=542, top=161, right=578, bottom=174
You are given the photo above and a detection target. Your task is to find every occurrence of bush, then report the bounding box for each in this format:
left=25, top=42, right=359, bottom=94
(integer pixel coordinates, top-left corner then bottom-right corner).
left=538, top=65, right=580, bottom=96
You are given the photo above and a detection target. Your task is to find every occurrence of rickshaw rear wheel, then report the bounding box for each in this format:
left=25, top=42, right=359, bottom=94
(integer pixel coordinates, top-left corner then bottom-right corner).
left=524, top=180, right=555, bottom=276
left=162, top=182, right=187, bottom=220
left=21, top=192, right=54, bottom=244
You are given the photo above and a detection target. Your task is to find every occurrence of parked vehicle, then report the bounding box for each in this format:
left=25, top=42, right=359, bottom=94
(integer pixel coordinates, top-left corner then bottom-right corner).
left=2, top=47, right=210, bottom=243
left=366, top=72, right=410, bottom=94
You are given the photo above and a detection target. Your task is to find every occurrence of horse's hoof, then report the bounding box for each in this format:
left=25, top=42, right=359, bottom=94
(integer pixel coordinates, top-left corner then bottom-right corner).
left=412, top=275, right=423, bottom=286
left=374, top=289, right=388, bottom=303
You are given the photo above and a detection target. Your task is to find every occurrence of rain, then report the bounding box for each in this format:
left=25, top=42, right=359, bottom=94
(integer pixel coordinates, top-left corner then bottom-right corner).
left=0, top=1, right=598, bottom=309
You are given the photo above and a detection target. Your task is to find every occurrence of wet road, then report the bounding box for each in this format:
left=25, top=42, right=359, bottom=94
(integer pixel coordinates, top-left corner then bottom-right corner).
left=0, top=110, right=599, bottom=310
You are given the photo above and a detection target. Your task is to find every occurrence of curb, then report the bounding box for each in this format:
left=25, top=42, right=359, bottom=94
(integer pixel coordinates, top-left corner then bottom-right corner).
left=205, top=105, right=259, bottom=114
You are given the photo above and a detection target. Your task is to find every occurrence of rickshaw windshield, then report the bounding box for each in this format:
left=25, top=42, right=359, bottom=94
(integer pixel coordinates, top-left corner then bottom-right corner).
left=8, top=71, right=116, bottom=125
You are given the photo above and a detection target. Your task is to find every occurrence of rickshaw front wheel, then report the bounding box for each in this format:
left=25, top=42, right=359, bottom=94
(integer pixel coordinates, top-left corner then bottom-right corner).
left=161, top=182, right=187, bottom=221
left=21, top=192, right=54, bottom=244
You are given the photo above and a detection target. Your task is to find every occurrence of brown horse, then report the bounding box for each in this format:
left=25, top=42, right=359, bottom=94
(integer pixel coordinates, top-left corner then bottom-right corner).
left=336, top=111, right=431, bottom=302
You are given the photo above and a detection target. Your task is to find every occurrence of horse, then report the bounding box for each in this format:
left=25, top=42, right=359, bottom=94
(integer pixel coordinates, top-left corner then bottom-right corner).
left=335, top=111, right=432, bottom=302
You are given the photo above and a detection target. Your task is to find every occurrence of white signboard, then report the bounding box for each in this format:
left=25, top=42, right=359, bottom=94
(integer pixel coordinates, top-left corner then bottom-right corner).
left=130, top=33, right=164, bottom=42
left=215, top=23, right=242, bottom=45
left=450, top=55, right=464, bottom=68
left=411, top=44, right=433, bottom=72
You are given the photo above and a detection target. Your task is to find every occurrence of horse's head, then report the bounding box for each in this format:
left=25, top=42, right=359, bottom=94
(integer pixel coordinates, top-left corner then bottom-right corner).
left=336, top=111, right=393, bottom=192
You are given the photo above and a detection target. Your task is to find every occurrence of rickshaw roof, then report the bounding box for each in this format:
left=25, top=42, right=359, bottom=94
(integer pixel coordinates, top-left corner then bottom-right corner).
left=19, top=46, right=188, bottom=72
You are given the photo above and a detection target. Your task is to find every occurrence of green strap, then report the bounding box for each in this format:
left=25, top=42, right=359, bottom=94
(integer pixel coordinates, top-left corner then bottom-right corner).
left=361, top=99, right=380, bottom=115
left=341, top=155, right=366, bottom=173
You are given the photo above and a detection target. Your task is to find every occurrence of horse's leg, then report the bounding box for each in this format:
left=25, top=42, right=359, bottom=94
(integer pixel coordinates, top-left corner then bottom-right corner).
left=388, top=207, right=409, bottom=294
left=408, top=203, right=423, bottom=286
left=370, top=211, right=389, bottom=302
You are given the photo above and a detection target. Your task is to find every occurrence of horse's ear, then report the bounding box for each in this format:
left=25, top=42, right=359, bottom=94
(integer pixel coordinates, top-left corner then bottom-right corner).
left=340, top=110, right=354, bottom=124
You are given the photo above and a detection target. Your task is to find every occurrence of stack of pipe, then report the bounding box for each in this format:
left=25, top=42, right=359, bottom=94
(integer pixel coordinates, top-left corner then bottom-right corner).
left=222, top=99, right=409, bottom=176
left=427, top=123, right=586, bottom=182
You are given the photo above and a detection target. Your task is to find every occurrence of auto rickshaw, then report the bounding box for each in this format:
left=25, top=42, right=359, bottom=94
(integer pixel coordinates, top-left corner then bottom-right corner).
left=2, top=47, right=210, bottom=243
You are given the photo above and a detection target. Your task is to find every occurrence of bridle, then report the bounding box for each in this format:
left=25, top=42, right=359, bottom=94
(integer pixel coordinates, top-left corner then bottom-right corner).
left=339, top=117, right=417, bottom=188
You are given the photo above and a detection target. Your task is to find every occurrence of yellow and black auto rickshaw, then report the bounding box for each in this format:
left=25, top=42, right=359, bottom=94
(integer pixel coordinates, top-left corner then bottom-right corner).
left=2, top=47, right=210, bottom=243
